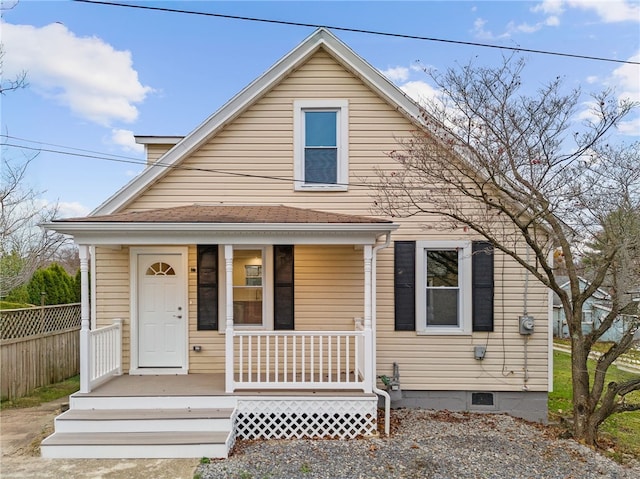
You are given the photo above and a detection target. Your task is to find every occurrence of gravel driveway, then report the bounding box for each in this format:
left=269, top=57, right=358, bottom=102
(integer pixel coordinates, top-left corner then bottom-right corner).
left=2, top=401, right=638, bottom=478
left=197, top=409, right=640, bottom=479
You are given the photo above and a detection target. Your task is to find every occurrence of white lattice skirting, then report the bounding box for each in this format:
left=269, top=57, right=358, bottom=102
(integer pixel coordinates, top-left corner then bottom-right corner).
left=235, top=398, right=378, bottom=440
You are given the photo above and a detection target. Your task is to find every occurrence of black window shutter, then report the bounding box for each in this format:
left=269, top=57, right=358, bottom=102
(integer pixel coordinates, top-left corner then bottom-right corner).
left=197, top=245, right=218, bottom=330
left=472, top=241, right=494, bottom=332
left=274, top=245, right=294, bottom=330
left=394, top=241, right=416, bottom=331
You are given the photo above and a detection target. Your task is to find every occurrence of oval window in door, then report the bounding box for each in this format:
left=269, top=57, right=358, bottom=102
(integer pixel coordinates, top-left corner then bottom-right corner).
left=146, top=262, right=176, bottom=276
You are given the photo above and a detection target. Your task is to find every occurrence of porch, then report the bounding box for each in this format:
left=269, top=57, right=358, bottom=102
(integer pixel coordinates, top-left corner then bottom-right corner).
left=43, top=205, right=397, bottom=458
left=41, top=373, right=378, bottom=459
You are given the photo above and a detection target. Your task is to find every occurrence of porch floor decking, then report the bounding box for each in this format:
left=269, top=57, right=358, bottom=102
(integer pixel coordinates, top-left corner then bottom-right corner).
left=77, top=374, right=376, bottom=398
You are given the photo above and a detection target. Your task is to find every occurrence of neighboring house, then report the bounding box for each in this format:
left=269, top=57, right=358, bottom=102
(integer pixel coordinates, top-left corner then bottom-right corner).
left=553, top=276, right=640, bottom=342
left=42, top=28, right=551, bottom=459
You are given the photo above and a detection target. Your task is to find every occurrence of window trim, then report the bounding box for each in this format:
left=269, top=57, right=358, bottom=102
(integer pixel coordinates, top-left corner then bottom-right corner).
left=581, top=309, right=593, bottom=324
left=416, top=240, right=472, bottom=335
left=293, top=99, right=349, bottom=191
left=218, top=246, right=274, bottom=332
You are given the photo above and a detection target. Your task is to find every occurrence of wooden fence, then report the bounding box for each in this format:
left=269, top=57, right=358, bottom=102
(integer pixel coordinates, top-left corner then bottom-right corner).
left=1, top=304, right=81, bottom=400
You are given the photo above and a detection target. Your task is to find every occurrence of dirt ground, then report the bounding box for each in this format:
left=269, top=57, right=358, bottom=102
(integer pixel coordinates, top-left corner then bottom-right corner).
left=0, top=397, right=198, bottom=479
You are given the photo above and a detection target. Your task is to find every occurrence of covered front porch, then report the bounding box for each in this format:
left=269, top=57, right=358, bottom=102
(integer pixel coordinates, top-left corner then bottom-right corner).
left=42, top=205, right=397, bottom=458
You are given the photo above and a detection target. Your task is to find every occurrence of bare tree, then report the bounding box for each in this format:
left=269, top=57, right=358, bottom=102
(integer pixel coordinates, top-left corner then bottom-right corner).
left=0, top=44, right=27, bottom=95
left=1, top=1, right=28, bottom=94
left=1, top=154, right=68, bottom=297
left=50, top=245, right=80, bottom=275
left=372, top=56, right=639, bottom=446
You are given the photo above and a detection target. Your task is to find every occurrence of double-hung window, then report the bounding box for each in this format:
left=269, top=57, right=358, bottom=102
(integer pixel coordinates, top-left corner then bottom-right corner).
left=294, top=100, right=348, bottom=191
left=416, top=241, right=472, bottom=334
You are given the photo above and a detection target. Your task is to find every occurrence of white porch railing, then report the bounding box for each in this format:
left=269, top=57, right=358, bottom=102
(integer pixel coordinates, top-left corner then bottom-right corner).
left=80, top=318, right=123, bottom=392
left=230, top=329, right=372, bottom=392
left=354, top=318, right=366, bottom=382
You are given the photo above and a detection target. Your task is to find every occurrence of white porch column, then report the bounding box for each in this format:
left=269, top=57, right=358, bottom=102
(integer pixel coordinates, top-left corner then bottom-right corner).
left=224, top=245, right=235, bottom=393
left=78, top=244, right=91, bottom=394
left=363, top=245, right=373, bottom=393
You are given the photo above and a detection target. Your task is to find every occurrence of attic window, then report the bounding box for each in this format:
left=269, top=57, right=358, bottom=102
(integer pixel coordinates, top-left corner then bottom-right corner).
left=294, top=99, right=348, bottom=191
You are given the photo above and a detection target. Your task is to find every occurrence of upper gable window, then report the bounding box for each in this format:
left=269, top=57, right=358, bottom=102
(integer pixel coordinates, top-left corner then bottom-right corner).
left=294, top=100, right=348, bottom=191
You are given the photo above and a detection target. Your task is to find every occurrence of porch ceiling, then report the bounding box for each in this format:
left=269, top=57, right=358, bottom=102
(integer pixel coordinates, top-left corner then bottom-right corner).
left=44, top=204, right=399, bottom=245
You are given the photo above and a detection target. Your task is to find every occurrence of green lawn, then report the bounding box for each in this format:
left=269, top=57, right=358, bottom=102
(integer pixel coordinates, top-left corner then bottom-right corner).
left=554, top=338, right=640, bottom=362
left=550, top=350, right=640, bottom=459
left=0, top=375, right=80, bottom=410
left=0, top=300, right=34, bottom=309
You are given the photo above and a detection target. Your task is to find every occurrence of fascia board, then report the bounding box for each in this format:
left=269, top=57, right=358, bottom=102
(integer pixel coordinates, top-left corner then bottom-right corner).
left=561, top=276, right=611, bottom=300
left=43, top=221, right=398, bottom=246
left=44, top=221, right=398, bottom=234
left=134, top=136, right=183, bottom=145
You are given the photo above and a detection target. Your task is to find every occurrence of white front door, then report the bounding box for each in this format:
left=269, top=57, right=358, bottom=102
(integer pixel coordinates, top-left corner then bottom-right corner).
left=137, top=253, right=185, bottom=368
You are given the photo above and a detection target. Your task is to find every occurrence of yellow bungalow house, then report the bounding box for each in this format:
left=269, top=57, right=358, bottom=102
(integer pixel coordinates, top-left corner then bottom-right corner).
left=42, top=28, right=551, bottom=459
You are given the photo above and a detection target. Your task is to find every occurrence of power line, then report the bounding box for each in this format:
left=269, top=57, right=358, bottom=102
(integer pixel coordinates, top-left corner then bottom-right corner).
left=3, top=134, right=147, bottom=162
left=1, top=136, right=370, bottom=189
left=73, top=0, right=639, bottom=66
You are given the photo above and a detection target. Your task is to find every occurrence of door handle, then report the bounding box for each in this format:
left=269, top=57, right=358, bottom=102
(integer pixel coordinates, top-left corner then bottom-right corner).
left=173, top=315, right=182, bottom=318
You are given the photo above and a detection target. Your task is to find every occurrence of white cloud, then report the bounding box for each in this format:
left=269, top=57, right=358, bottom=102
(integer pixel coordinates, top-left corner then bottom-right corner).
left=399, top=80, right=440, bottom=106
left=575, top=100, right=600, bottom=122
left=610, top=53, right=640, bottom=103
left=1, top=22, right=153, bottom=126
left=507, top=21, right=544, bottom=34
left=618, top=117, right=640, bottom=135
left=532, top=0, right=565, bottom=15
left=566, top=0, right=640, bottom=23
left=475, top=1, right=637, bottom=43
left=382, top=66, right=410, bottom=82
left=110, top=129, right=144, bottom=153
left=472, top=17, right=550, bottom=40
left=545, top=15, right=560, bottom=26
left=533, top=0, right=639, bottom=23
left=586, top=75, right=599, bottom=84
left=57, top=201, right=91, bottom=218
left=35, top=198, right=89, bottom=219
left=472, top=18, right=492, bottom=40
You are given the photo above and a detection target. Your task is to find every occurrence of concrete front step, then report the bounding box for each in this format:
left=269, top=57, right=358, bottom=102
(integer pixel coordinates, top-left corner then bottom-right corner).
left=40, top=431, right=231, bottom=458
left=53, top=407, right=234, bottom=433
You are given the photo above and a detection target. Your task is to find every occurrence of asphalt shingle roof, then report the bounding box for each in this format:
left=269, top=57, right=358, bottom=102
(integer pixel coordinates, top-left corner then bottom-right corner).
left=56, top=204, right=393, bottom=225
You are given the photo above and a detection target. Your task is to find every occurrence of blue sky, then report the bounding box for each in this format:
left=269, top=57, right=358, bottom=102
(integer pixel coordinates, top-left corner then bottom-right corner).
left=2, top=0, right=639, bottom=217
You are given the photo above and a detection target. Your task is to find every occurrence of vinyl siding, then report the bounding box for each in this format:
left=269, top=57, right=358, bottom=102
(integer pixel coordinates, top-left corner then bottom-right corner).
left=94, top=246, right=131, bottom=371
left=145, top=144, right=174, bottom=165
left=188, top=245, right=224, bottom=373
left=94, top=48, right=549, bottom=390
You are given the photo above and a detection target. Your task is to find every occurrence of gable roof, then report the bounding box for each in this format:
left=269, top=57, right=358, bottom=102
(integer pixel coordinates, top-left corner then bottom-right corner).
left=92, top=28, right=424, bottom=216
left=552, top=275, right=612, bottom=306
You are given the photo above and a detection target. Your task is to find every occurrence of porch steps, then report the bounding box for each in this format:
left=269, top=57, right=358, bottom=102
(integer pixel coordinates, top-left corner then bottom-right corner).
left=40, top=407, right=235, bottom=459
left=69, top=393, right=238, bottom=410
